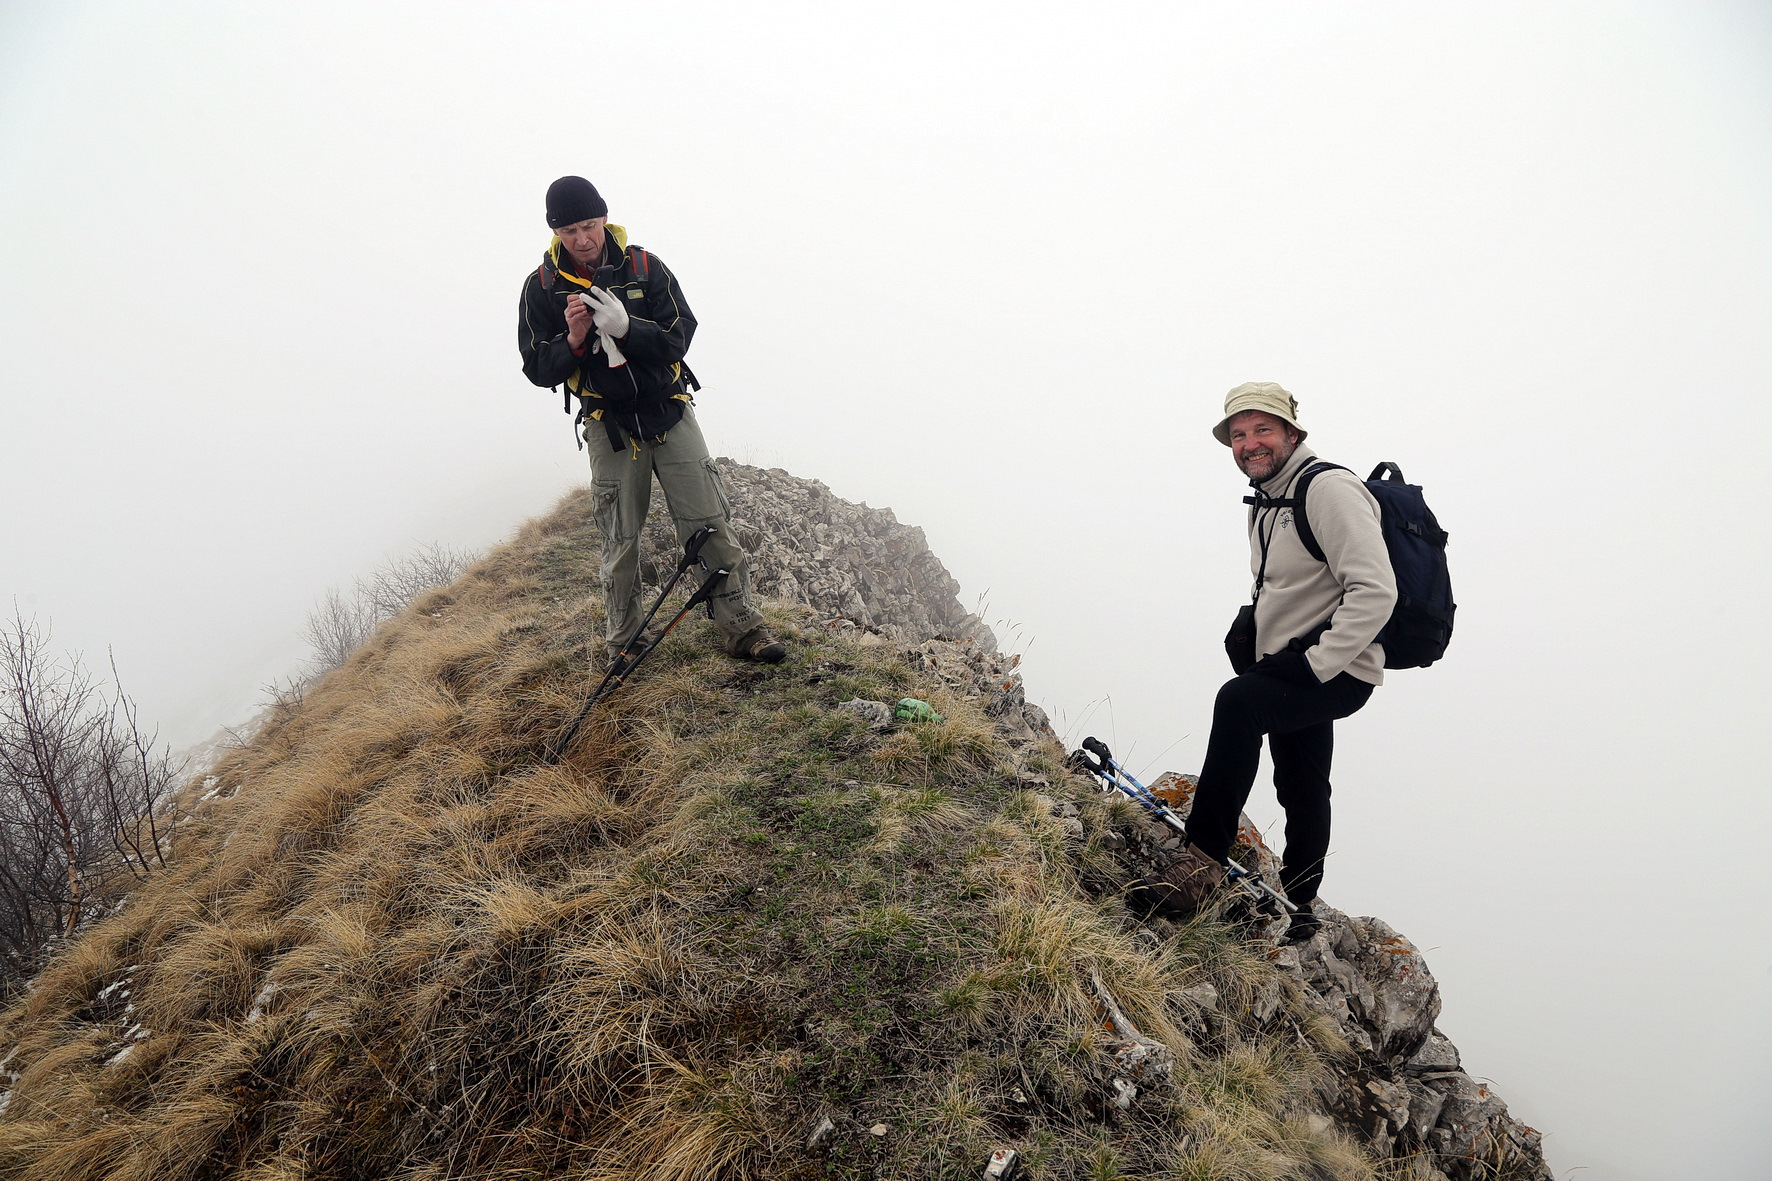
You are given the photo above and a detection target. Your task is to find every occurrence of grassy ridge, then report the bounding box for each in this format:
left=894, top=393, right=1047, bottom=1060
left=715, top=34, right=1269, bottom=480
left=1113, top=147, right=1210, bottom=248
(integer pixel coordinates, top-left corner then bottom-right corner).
left=0, top=488, right=1380, bottom=1180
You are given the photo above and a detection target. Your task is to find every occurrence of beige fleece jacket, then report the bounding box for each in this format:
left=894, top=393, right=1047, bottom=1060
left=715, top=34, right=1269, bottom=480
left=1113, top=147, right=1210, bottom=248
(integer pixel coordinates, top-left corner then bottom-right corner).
left=1246, top=444, right=1397, bottom=686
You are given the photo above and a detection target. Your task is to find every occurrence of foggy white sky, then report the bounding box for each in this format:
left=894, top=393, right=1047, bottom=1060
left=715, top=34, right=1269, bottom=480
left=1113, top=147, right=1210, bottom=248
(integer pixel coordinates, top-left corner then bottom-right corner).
left=3, top=3, right=1769, bottom=1176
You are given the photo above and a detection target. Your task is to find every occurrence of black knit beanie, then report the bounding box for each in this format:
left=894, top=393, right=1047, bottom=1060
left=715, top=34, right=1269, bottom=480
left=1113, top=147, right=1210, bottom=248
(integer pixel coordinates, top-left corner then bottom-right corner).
left=546, top=176, right=608, bottom=228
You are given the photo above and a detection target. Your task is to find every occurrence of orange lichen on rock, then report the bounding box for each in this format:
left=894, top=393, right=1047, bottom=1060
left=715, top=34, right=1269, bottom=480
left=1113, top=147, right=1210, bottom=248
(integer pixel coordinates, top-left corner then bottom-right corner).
left=1147, top=771, right=1198, bottom=808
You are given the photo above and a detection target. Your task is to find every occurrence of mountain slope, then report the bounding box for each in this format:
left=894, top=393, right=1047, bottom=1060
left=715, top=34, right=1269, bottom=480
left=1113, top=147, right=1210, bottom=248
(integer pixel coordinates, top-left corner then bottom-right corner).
left=0, top=467, right=1549, bottom=1181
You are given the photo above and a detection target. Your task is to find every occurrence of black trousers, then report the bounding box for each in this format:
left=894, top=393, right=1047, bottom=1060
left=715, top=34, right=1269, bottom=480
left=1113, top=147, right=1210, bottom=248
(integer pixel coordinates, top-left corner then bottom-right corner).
left=1183, top=669, right=1374, bottom=905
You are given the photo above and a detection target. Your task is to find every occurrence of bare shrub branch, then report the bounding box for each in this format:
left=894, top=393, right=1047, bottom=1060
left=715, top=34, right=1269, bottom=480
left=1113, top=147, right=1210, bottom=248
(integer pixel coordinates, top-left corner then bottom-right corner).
left=300, top=543, right=476, bottom=677
left=361, top=542, right=474, bottom=619
left=0, top=613, right=186, bottom=986
left=300, top=587, right=380, bottom=673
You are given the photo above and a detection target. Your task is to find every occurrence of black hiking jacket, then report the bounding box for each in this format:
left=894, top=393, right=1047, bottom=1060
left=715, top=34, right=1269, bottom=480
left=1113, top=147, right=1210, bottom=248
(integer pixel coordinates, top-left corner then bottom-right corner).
left=517, top=224, right=699, bottom=449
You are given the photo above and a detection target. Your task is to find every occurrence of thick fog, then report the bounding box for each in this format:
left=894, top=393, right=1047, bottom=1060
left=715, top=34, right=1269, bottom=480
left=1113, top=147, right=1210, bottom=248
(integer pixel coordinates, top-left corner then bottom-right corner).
left=3, top=3, right=1768, bottom=1176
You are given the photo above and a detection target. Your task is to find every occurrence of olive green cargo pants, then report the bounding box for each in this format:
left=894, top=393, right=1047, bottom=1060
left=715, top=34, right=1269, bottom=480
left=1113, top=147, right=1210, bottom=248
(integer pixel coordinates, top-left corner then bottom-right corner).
left=584, top=405, right=763, bottom=650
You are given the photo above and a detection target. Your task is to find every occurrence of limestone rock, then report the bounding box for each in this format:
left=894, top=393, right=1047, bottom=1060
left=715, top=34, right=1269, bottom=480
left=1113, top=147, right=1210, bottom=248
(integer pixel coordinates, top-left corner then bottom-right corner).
left=1075, top=758, right=1554, bottom=1180
left=629, top=467, right=1049, bottom=749
left=634, top=460, right=995, bottom=649
left=895, top=636, right=1054, bottom=744
left=834, top=698, right=893, bottom=728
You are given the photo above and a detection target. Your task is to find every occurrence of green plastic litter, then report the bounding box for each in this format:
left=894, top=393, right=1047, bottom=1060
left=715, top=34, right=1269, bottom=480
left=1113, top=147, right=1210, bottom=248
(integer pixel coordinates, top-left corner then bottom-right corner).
left=894, top=698, right=946, bottom=724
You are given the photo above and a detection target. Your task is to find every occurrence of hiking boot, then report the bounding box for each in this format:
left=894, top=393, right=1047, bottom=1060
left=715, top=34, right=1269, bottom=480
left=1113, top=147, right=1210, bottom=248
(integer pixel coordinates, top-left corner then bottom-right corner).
left=731, top=625, right=787, bottom=664
left=1140, top=841, right=1225, bottom=917
left=604, top=630, right=658, bottom=670
left=1283, top=902, right=1321, bottom=944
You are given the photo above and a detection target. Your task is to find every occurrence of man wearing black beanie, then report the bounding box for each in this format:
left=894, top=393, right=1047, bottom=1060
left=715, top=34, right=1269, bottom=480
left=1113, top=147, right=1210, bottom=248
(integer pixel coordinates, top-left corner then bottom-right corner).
left=519, top=176, right=786, bottom=667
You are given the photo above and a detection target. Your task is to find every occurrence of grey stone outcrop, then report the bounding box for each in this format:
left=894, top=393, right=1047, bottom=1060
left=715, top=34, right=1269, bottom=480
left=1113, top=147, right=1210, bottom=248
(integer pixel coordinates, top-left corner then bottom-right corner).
left=1088, top=770, right=1554, bottom=1180
left=634, top=459, right=994, bottom=649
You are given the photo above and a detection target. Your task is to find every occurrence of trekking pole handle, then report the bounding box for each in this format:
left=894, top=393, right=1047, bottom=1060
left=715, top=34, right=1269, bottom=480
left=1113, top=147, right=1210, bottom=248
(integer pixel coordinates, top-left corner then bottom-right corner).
left=678, top=526, right=715, bottom=571
left=685, top=566, right=730, bottom=608
left=1068, top=747, right=1109, bottom=781
left=1074, top=746, right=1187, bottom=835
left=1081, top=738, right=1292, bottom=913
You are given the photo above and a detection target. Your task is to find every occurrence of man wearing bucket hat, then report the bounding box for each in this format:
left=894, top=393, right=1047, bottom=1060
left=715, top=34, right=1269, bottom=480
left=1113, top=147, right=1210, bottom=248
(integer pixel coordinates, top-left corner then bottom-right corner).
left=1173, top=382, right=1397, bottom=941
left=518, top=176, right=786, bottom=668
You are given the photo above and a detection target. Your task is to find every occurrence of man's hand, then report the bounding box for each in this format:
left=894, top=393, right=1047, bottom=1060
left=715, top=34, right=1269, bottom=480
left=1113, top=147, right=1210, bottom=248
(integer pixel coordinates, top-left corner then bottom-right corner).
left=583, top=288, right=630, bottom=339
left=564, top=293, right=594, bottom=349
left=1249, top=647, right=1320, bottom=689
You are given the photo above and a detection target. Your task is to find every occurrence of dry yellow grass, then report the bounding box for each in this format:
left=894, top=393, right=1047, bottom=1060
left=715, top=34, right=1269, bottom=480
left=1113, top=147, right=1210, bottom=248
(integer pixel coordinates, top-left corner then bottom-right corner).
left=0, top=487, right=1385, bottom=1180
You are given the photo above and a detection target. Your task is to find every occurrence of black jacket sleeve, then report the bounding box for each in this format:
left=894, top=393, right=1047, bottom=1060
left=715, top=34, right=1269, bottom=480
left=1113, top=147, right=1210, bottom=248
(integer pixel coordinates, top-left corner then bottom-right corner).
left=617, top=252, right=697, bottom=363
left=518, top=271, right=581, bottom=389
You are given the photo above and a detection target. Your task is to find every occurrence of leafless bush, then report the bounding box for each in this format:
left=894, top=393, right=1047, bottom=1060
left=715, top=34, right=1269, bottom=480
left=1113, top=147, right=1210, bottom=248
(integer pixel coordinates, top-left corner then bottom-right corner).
left=300, top=542, right=475, bottom=676
left=300, top=587, right=381, bottom=673
left=361, top=542, right=472, bottom=618
left=0, top=613, right=186, bottom=984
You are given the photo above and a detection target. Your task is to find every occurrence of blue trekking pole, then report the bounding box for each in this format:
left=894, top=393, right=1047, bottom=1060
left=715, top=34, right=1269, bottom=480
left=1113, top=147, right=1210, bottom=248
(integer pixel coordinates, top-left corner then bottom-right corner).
left=1071, top=736, right=1296, bottom=916
left=1079, top=737, right=1186, bottom=826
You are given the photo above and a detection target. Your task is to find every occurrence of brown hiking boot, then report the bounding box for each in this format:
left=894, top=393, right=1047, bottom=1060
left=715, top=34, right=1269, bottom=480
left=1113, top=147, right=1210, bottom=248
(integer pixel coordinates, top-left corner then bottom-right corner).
left=604, top=630, right=657, bottom=670
left=731, top=625, right=787, bottom=664
left=1139, top=841, right=1226, bottom=917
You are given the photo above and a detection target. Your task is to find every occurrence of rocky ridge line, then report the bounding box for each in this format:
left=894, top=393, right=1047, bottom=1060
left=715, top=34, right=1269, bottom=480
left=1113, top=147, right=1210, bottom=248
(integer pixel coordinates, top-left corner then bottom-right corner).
left=634, top=463, right=1553, bottom=1180
left=1100, top=771, right=1553, bottom=1178
left=874, top=634, right=1552, bottom=1180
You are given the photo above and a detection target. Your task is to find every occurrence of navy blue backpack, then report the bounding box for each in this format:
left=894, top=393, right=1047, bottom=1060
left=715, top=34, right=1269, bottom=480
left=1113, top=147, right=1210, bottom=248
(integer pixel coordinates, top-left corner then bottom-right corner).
left=1289, top=462, right=1455, bottom=669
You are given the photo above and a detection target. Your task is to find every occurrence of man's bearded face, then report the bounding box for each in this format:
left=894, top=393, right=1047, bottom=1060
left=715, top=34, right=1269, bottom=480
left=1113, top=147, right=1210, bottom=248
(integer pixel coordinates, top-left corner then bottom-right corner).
left=1228, top=411, right=1299, bottom=482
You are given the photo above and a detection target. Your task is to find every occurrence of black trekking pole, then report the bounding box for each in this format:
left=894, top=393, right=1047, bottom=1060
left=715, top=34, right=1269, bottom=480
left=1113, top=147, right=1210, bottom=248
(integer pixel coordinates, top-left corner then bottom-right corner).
left=544, top=562, right=731, bottom=764
left=541, top=528, right=713, bottom=764
left=1070, top=736, right=1296, bottom=916
left=625, top=526, right=716, bottom=654
left=562, top=526, right=714, bottom=713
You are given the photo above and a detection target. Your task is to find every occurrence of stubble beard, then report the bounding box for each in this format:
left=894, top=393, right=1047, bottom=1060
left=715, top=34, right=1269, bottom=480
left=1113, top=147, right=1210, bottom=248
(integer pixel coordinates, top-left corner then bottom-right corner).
left=1238, top=439, right=1296, bottom=483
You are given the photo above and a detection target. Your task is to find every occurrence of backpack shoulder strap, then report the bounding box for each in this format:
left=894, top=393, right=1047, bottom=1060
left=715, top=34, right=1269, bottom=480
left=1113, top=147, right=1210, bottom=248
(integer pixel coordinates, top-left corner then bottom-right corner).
left=1289, top=462, right=1348, bottom=564
left=628, top=245, right=652, bottom=281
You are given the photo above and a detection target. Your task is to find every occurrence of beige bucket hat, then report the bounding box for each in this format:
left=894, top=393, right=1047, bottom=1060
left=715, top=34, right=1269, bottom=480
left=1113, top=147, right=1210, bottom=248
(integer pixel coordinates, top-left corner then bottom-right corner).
left=1212, top=381, right=1307, bottom=446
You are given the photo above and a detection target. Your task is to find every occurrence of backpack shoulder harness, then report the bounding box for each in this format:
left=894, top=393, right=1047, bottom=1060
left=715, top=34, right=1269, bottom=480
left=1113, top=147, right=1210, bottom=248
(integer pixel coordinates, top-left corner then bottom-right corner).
left=539, top=246, right=701, bottom=451
left=1248, top=461, right=1456, bottom=669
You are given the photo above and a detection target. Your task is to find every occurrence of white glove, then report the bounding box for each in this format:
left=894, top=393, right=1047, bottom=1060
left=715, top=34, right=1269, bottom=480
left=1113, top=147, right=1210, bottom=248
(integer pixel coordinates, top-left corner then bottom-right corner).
left=578, top=291, right=628, bottom=368
left=580, top=288, right=630, bottom=339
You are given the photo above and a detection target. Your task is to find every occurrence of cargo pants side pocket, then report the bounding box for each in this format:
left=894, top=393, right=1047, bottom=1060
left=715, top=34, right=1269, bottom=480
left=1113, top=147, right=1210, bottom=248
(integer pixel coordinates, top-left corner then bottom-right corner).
left=592, top=480, right=625, bottom=543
